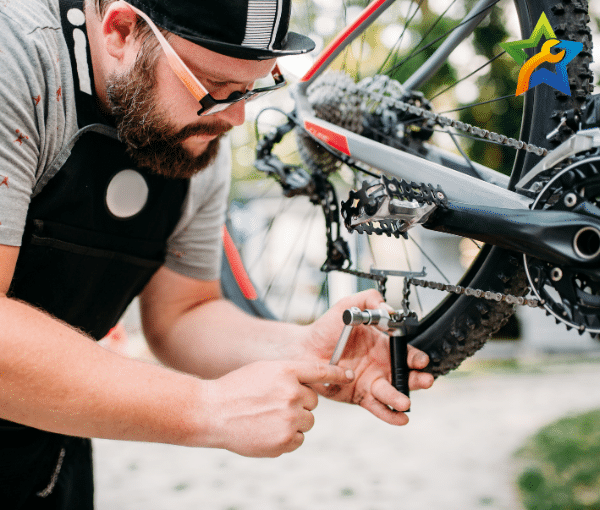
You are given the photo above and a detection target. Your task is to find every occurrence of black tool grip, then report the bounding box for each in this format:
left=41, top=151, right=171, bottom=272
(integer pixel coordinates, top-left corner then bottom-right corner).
left=389, top=316, right=419, bottom=412
left=390, top=332, right=410, bottom=399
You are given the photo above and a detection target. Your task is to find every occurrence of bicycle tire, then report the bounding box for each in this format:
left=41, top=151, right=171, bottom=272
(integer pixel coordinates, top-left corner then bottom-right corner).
left=409, top=0, right=593, bottom=376
left=222, top=0, right=593, bottom=377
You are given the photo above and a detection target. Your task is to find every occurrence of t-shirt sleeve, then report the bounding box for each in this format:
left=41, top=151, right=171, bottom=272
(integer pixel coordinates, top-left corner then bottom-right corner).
left=0, top=14, right=43, bottom=246
left=164, top=137, right=232, bottom=281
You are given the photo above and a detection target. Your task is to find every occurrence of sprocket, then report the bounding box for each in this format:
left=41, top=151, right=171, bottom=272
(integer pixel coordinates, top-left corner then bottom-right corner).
left=296, top=71, right=364, bottom=174
left=524, top=151, right=600, bottom=334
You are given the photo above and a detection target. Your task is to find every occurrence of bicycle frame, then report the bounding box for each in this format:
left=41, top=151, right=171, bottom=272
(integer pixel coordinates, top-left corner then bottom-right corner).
left=290, top=0, right=600, bottom=270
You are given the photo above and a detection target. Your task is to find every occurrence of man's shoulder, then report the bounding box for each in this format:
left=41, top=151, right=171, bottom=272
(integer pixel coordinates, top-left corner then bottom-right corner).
left=0, top=0, right=79, bottom=200
left=0, top=0, right=70, bottom=107
left=0, top=0, right=63, bottom=66
left=0, top=0, right=61, bottom=33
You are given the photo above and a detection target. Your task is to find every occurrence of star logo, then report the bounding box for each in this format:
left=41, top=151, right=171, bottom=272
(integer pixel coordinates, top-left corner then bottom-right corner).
left=499, top=12, right=582, bottom=96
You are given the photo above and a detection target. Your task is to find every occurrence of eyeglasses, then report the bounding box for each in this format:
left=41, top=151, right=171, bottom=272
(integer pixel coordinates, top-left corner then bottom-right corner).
left=126, top=3, right=286, bottom=116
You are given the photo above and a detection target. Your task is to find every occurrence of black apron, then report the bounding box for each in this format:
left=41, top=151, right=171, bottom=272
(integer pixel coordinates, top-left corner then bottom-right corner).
left=1, top=0, right=189, bottom=506
left=9, top=2, right=189, bottom=341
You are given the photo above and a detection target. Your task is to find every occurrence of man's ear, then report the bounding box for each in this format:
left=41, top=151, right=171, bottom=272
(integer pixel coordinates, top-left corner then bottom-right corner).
left=102, top=1, right=139, bottom=60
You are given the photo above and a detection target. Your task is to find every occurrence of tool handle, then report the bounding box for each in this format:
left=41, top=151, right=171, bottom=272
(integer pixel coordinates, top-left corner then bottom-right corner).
left=390, top=332, right=410, bottom=399
left=329, top=324, right=353, bottom=365
left=389, top=316, right=418, bottom=412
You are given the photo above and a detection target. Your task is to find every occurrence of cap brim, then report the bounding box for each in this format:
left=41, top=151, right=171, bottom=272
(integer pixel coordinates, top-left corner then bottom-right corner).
left=176, top=31, right=316, bottom=60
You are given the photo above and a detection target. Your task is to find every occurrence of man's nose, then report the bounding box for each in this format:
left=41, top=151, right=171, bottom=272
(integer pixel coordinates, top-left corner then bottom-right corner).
left=213, top=100, right=246, bottom=127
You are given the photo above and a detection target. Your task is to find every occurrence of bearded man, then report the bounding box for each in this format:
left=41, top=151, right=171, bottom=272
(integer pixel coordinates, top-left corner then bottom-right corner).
left=0, top=0, right=433, bottom=508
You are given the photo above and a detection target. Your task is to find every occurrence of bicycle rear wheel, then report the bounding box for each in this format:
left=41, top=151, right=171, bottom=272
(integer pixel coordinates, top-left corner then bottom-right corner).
left=223, top=0, right=593, bottom=376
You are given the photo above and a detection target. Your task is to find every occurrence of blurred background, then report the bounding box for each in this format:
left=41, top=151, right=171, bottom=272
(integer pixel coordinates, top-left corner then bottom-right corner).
left=98, top=1, right=600, bottom=508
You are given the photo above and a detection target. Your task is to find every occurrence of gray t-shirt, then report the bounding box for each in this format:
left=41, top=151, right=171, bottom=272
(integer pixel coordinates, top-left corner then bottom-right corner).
left=0, top=0, right=230, bottom=281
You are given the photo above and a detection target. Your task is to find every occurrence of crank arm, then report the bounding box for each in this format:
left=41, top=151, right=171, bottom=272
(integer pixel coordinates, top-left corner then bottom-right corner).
left=427, top=200, right=600, bottom=268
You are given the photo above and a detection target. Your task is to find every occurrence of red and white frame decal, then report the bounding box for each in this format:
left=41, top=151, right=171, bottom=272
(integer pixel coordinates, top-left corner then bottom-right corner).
left=304, top=120, right=351, bottom=156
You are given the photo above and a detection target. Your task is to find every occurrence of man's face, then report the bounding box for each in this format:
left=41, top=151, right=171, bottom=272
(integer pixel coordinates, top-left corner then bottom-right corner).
left=105, top=45, right=230, bottom=179
left=105, top=34, right=276, bottom=180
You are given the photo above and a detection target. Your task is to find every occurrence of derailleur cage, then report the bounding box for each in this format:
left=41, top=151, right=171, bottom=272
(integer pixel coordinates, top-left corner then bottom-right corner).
left=254, top=116, right=353, bottom=273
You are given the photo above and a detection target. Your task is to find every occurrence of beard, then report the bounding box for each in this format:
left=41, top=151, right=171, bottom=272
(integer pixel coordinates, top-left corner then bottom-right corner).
left=105, top=51, right=233, bottom=180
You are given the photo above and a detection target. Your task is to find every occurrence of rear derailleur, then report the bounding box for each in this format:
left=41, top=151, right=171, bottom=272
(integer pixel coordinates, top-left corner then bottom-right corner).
left=255, top=119, right=352, bottom=273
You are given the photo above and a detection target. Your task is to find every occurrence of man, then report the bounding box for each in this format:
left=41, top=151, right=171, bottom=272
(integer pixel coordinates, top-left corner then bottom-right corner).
left=0, top=0, right=434, bottom=508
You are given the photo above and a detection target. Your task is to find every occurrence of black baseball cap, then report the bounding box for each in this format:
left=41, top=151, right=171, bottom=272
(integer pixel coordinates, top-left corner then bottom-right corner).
left=125, top=0, right=316, bottom=60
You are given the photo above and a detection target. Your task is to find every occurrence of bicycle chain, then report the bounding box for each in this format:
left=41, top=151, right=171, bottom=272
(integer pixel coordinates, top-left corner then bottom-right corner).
left=331, top=266, right=541, bottom=309
left=406, top=278, right=542, bottom=308
left=329, top=77, right=549, bottom=157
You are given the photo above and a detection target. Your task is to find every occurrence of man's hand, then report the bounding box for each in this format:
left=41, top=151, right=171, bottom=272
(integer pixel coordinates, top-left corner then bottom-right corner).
left=302, top=289, right=435, bottom=426
left=203, top=360, right=354, bottom=457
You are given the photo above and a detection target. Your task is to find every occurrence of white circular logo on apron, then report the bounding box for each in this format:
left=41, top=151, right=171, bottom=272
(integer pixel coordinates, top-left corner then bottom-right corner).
left=67, top=8, right=85, bottom=26
left=105, top=170, right=149, bottom=219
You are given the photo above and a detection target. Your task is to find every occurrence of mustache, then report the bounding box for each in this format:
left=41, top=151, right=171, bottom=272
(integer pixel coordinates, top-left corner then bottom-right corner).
left=173, top=120, right=234, bottom=143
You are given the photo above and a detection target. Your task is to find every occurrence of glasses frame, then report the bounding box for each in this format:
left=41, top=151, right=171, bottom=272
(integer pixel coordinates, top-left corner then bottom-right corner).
left=125, top=2, right=286, bottom=116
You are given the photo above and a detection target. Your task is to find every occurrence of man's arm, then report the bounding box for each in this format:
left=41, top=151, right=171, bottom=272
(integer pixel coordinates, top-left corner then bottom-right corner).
left=140, top=266, right=308, bottom=379
left=0, top=245, right=207, bottom=444
left=0, top=245, right=351, bottom=456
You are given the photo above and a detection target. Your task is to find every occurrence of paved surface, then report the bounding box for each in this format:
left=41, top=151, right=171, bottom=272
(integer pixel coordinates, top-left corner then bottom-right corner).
left=93, top=350, right=600, bottom=510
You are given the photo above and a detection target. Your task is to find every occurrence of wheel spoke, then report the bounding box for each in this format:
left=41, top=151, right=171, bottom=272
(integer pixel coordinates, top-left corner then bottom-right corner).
left=401, top=237, right=425, bottom=314
left=378, top=0, right=425, bottom=75
left=447, top=130, right=483, bottom=179
left=407, top=233, right=451, bottom=284
left=430, top=51, right=506, bottom=100
left=247, top=197, right=294, bottom=273
left=440, top=94, right=516, bottom=114
left=387, top=0, right=502, bottom=79
left=411, top=0, right=460, bottom=56
left=262, top=205, right=318, bottom=304
left=282, top=210, right=320, bottom=320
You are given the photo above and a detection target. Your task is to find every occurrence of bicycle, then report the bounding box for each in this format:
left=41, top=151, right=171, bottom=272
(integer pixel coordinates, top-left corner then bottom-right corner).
left=221, top=0, right=597, bottom=377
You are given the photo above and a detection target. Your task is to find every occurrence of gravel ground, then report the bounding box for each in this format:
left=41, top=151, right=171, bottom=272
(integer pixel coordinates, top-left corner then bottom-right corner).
left=93, top=350, right=600, bottom=510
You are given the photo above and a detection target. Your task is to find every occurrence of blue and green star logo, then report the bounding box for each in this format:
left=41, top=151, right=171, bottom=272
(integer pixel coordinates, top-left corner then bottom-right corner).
left=499, top=12, right=583, bottom=96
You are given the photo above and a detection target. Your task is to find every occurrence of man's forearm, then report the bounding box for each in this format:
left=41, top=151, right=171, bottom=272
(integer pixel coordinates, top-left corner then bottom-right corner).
left=0, top=297, right=209, bottom=446
left=145, top=298, right=308, bottom=379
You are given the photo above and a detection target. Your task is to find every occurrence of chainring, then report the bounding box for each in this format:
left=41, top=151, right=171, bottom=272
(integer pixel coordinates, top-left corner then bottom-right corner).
left=524, top=152, right=600, bottom=334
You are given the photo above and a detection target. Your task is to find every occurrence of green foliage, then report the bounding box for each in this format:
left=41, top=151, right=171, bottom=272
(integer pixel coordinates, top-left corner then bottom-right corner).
left=514, top=409, right=600, bottom=509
